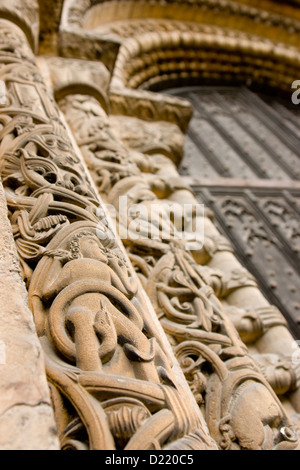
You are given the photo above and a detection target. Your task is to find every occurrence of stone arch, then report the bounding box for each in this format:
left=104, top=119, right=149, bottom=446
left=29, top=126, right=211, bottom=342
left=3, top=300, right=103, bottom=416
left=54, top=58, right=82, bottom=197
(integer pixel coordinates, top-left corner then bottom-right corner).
left=110, top=28, right=300, bottom=93
left=58, top=0, right=300, bottom=128
left=60, top=0, right=300, bottom=94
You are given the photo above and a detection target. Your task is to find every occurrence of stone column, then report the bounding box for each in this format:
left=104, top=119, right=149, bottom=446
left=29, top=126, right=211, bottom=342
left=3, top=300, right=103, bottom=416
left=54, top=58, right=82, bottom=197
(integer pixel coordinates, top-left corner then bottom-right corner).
left=0, top=176, right=59, bottom=449
left=51, top=62, right=299, bottom=449
left=0, top=19, right=216, bottom=450
left=0, top=0, right=59, bottom=450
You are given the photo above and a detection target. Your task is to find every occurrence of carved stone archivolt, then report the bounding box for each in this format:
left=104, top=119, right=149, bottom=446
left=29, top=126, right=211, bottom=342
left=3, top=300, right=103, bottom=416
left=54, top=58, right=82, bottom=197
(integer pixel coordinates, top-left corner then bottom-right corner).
left=111, top=29, right=300, bottom=93
left=58, top=0, right=300, bottom=124
left=0, top=18, right=219, bottom=450
left=62, top=0, right=300, bottom=50
left=50, top=60, right=300, bottom=449
left=55, top=0, right=299, bottom=130
left=0, top=0, right=300, bottom=450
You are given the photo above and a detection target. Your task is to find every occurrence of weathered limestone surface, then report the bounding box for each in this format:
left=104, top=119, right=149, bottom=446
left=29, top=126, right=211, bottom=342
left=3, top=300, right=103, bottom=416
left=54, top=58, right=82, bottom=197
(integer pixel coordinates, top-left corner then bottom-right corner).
left=0, top=178, right=59, bottom=450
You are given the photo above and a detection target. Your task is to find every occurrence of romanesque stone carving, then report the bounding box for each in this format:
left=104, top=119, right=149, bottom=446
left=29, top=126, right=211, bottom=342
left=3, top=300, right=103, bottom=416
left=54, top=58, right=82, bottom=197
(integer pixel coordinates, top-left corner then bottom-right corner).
left=1, top=0, right=300, bottom=451
left=59, top=0, right=121, bottom=72
left=109, top=26, right=300, bottom=95
left=0, top=0, right=39, bottom=52
left=0, top=175, right=59, bottom=450
left=109, top=115, right=185, bottom=166
left=224, top=305, right=287, bottom=344
left=55, top=80, right=299, bottom=450
left=30, top=221, right=208, bottom=449
left=55, top=0, right=300, bottom=134
left=253, top=353, right=300, bottom=396
left=0, top=19, right=217, bottom=450
left=45, top=57, right=110, bottom=111
left=62, top=0, right=300, bottom=50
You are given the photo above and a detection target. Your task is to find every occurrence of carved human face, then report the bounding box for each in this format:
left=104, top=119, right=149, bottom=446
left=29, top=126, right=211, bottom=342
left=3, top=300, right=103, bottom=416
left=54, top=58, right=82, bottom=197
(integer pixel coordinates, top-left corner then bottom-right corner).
left=79, top=236, right=108, bottom=262
left=230, top=382, right=296, bottom=450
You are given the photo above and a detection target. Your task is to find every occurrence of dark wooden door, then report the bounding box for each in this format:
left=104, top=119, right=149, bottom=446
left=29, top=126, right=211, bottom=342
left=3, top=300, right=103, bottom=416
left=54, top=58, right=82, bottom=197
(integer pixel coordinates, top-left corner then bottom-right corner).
left=168, top=86, right=300, bottom=338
